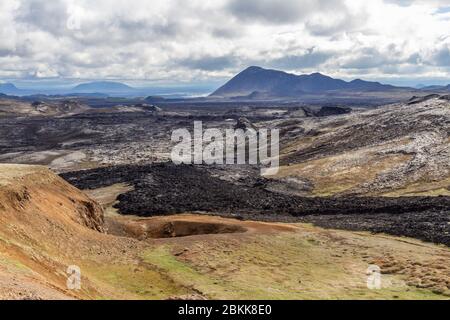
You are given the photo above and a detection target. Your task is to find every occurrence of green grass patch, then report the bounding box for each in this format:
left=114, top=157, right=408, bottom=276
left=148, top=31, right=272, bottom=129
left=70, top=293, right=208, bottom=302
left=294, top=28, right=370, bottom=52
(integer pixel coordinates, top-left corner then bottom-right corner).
left=141, top=235, right=447, bottom=300
left=83, top=261, right=190, bottom=300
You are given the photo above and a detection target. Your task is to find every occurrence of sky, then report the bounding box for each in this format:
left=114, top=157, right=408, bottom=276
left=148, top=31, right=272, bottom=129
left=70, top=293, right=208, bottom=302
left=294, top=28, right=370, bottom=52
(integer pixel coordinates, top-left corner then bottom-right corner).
left=1, top=0, right=450, bottom=89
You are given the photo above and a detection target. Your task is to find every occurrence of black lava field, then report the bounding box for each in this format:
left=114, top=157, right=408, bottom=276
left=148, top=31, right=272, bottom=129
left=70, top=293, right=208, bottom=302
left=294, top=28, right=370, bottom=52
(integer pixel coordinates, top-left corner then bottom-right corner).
left=61, top=163, right=450, bottom=246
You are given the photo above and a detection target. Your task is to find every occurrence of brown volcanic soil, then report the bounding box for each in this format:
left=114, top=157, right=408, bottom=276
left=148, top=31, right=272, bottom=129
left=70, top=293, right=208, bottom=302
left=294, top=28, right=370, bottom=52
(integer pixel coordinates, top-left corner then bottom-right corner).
left=0, top=165, right=106, bottom=299
left=0, top=164, right=104, bottom=232
left=0, top=165, right=160, bottom=300
left=109, top=217, right=247, bottom=240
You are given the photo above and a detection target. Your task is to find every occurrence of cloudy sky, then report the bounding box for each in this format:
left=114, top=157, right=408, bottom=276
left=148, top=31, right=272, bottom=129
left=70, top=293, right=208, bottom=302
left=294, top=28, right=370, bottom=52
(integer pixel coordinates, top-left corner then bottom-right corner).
left=1, top=0, right=450, bottom=88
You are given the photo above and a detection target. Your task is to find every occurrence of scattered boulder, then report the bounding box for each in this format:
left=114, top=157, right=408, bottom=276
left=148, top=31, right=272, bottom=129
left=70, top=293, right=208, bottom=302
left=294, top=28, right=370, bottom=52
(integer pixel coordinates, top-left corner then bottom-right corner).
left=134, top=104, right=162, bottom=112
left=299, top=106, right=351, bottom=117
left=289, top=107, right=308, bottom=117
left=31, top=101, right=44, bottom=107
left=315, top=106, right=352, bottom=117
left=235, top=117, right=257, bottom=131
left=145, top=96, right=166, bottom=103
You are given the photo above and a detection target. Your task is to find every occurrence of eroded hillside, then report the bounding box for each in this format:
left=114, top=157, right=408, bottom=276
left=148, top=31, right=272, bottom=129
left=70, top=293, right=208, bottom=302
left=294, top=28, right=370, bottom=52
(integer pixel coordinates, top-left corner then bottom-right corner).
left=276, top=96, right=450, bottom=196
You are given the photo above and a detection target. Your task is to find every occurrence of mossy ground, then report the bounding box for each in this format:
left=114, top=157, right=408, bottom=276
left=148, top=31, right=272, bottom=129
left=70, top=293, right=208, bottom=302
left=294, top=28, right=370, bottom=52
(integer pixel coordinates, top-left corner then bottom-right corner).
left=139, top=230, right=448, bottom=300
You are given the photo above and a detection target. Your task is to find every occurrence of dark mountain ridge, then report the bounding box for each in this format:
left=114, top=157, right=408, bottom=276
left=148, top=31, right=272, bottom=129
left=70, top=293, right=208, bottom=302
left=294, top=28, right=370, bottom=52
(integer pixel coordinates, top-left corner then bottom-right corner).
left=211, top=66, right=409, bottom=98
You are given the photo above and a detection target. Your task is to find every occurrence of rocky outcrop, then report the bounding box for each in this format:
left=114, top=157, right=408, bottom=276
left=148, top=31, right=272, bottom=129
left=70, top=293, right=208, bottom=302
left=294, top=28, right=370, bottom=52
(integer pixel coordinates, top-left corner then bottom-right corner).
left=133, top=104, right=162, bottom=112
left=315, top=106, right=352, bottom=117
left=407, top=94, right=441, bottom=105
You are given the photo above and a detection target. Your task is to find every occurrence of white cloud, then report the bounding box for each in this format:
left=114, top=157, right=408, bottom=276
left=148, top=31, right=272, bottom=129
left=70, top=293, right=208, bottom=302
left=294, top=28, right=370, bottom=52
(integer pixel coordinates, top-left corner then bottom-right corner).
left=0, top=0, right=449, bottom=84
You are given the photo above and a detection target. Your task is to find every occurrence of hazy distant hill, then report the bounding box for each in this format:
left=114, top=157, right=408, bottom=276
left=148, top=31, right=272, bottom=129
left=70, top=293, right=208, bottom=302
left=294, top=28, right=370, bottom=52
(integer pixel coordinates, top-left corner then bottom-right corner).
left=211, top=66, right=405, bottom=98
left=0, top=83, right=21, bottom=95
left=422, top=84, right=450, bottom=91
left=72, top=81, right=135, bottom=93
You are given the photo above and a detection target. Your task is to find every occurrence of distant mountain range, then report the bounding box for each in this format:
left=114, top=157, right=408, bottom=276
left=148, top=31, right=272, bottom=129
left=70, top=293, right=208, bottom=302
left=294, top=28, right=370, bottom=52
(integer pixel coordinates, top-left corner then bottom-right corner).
left=421, top=84, right=450, bottom=91
left=1, top=68, right=449, bottom=100
left=210, top=66, right=416, bottom=98
left=0, top=81, right=213, bottom=98
left=0, top=81, right=131, bottom=96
